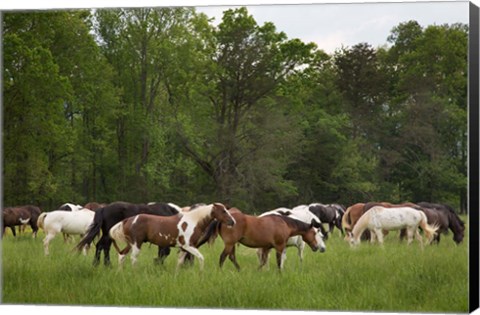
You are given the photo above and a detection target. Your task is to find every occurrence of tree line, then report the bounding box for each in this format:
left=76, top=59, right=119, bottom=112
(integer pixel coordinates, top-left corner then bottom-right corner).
left=2, top=7, right=468, bottom=213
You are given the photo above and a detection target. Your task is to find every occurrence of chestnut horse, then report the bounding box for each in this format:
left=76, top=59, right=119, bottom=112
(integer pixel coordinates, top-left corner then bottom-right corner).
left=204, top=208, right=324, bottom=271
left=109, top=203, right=235, bottom=269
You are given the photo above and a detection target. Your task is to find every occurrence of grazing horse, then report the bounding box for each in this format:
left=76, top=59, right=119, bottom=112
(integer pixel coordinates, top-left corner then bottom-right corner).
left=75, top=201, right=182, bottom=266
left=349, top=206, right=438, bottom=247
left=2, top=205, right=42, bottom=238
left=418, top=202, right=465, bottom=244
left=258, top=207, right=325, bottom=263
left=342, top=202, right=420, bottom=241
left=296, top=203, right=345, bottom=239
left=109, top=203, right=235, bottom=269
left=37, top=208, right=96, bottom=255
left=206, top=208, right=324, bottom=271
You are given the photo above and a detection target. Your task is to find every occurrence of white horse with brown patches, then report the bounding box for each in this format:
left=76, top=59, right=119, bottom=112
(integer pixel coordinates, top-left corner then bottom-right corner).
left=349, top=206, right=438, bottom=247
left=109, top=203, right=235, bottom=269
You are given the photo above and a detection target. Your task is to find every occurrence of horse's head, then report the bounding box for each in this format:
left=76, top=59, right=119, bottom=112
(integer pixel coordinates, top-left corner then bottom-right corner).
left=212, top=203, right=236, bottom=228
left=302, top=221, right=326, bottom=253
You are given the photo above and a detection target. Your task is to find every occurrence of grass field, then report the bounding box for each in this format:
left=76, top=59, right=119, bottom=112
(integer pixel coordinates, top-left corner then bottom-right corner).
left=1, top=217, right=469, bottom=313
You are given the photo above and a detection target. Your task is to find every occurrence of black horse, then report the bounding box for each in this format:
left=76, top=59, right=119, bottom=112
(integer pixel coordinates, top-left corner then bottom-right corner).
left=76, top=201, right=183, bottom=266
left=306, top=203, right=345, bottom=239
left=417, top=202, right=465, bottom=244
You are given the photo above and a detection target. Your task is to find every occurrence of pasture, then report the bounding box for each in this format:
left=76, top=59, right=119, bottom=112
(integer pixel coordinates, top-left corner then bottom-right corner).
left=1, top=217, right=469, bottom=313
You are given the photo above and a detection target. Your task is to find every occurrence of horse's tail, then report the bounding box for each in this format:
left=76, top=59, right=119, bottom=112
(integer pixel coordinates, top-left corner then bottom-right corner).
left=75, top=207, right=104, bottom=251
left=342, top=206, right=353, bottom=234
left=37, top=212, right=48, bottom=230
left=109, top=221, right=128, bottom=254
left=195, top=220, right=221, bottom=247
left=419, top=212, right=438, bottom=243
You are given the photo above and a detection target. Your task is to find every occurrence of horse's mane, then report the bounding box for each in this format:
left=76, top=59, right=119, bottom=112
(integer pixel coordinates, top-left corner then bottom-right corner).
left=277, top=215, right=311, bottom=232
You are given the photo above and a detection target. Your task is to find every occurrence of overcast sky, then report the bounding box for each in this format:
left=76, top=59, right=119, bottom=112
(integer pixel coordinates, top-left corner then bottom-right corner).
left=196, top=1, right=469, bottom=53
left=0, top=0, right=473, bottom=54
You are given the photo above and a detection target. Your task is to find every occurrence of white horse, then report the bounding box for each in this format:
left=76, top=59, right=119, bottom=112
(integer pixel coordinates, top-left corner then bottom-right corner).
left=37, top=208, right=96, bottom=255
left=258, top=207, right=326, bottom=263
left=349, top=206, right=438, bottom=247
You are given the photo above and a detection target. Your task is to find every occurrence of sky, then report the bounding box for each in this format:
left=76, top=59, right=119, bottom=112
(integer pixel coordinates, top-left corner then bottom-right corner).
left=195, top=1, right=469, bottom=53
left=0, top=0, right=474, bottom=54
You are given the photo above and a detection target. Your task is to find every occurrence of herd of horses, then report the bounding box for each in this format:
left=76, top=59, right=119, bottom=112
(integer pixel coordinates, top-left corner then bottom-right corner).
left=2, top=200, right=465, bottom=271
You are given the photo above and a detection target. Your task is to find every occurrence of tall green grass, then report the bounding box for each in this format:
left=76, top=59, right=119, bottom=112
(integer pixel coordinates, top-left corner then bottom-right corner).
left=1, top=219, right=469, bottom=313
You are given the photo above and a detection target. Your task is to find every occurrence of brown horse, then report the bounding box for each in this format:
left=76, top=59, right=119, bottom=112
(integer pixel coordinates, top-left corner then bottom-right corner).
left=2, top=205, right=42, bottom=238
left=109, top=203, right=235, bottom=269
left=84, top=202, right=108, bottom=211
left=205, top=208, right=324, bottom=271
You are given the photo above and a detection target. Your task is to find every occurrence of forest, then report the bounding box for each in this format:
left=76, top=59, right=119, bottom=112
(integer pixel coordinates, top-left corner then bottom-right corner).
left=2, top=7, right=469, bottom=213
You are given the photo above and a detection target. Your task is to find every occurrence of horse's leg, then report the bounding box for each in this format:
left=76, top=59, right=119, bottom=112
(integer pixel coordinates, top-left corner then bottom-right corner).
left=93, top=234, right=108, bottom=267
left=369, top=230, right=377, bottom=244
left=130, top=242, right=142, bottom=266
left=297, top=239, right=305, bottom=263
left=228, top=245, right=241, bottom=271
left=258, top=248, right=271, bottom=270
left=219, top=244, right=234, bottom=269
left=155, top=246, right=171, bottom=265
left=275, top=247, right=286, bottom=270
left=43, top=232, right=56, bottom=256
left=414, top=229, right=424, bottom=248
left=180, top=245, right=204, bottom=270
left=11, top=226, right=16, bottom=237
left=406, top=228, right=415, bottom=245
left=373, top=229, right=384, bottom=246
left=104, top=239, right=114, bottom=266
left=118, top=244, right=132, bottom=266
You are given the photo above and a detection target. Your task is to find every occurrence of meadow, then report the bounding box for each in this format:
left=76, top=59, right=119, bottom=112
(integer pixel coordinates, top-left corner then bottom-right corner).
left=1, top=218, right=469, bottom=313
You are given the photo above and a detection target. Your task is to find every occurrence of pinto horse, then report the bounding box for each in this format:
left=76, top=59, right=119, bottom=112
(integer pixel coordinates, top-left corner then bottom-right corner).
left=295, top=203, right=345, bottom=239
left=75, top=201, right=182, bottom=266
left=37, top=208, right=95, bottom=255
left=109, top=203, right=235, bottom=269
left=205, top=208, right=324, bottom=271
left=349, top=206, right=438, bottom=247
left=258, top=207, right=325, bottom=263
left=417, top=202, right=465, bottom=244
left=2, top=205, right=42, bottom=238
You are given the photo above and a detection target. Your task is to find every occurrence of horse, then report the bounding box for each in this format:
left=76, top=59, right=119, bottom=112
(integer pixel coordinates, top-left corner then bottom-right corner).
left=84, top=202, right=108, bottom=211
left=342, top=202, right=420, bottom=241
left=203, top=208, right=324, bottom=271
left=2, top=205, right=42, bottom=238
left=258, top=207, right=326, bottom=263
left=349, top=206, right=438, bottom=247
left=417, top=202, right=465, bottom=244
left=295, top=203, right=345, bottom=239
left=109, top=203, right=235, bottom=269
left=58, top=203, right=84, bottom=211
left=37, top=208, right=96, bottom=255
left=75, top=201, right=183, bottom=266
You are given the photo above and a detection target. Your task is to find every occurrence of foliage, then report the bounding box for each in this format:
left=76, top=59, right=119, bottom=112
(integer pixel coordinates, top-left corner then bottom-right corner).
left=2, top=8, right=468, bottom=213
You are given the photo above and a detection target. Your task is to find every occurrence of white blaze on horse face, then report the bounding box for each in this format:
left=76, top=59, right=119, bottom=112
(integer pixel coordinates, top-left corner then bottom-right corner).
left=315, top=228, right=326, bottom=251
